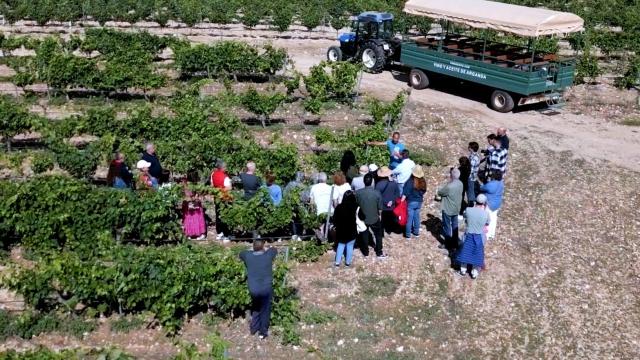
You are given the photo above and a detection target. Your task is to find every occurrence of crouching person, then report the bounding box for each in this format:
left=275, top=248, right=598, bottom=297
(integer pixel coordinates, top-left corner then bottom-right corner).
left=455, top=194, right=490, bottom=279
left=239, top=240, right=277, bottom=338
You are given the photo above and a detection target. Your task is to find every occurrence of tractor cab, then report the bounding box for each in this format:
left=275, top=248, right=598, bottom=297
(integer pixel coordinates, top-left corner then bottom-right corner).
left=327, top=12, right=399, bottom=72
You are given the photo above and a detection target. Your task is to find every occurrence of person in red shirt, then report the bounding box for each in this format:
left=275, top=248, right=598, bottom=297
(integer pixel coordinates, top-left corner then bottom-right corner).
left=210, top=160, right=233, bottom=241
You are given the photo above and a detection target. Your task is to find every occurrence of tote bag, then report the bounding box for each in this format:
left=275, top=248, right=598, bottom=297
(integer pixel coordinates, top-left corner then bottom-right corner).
left=393, top=198, right=408, bottom=227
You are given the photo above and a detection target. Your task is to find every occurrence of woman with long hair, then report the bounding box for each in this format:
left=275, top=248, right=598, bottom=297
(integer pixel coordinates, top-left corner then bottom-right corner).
left=339, top=150, right=358, bottom=183
left=106, top=152, right=133, bottom=189
left=332, top=190, right=365, bottom=267
left=331, top=171, right=352, bottom=207
left=401, top=165, right=427, bottom=239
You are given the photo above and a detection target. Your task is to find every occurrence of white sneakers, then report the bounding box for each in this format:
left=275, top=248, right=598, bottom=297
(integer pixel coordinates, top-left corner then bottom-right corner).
left=216, top=233, right=230, bottom=242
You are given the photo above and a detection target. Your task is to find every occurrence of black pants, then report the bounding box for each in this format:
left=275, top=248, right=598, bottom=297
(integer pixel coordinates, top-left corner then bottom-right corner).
left=381, top=210, right=399, bottom=234
left=359, top=221, right=383, bottom=256
left=214, top=201, right=230, bottom=236
left=249, top=289, right=273, bottom=336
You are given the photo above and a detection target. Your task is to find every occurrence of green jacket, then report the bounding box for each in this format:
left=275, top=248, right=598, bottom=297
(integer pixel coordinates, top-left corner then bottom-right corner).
left=437, top=179, right=464, bottom=216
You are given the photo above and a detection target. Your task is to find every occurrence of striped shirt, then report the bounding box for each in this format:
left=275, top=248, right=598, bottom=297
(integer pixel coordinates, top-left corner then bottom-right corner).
left=489, top=147, right=508, bottom=174
left=469, top=152, right=481, bottom=181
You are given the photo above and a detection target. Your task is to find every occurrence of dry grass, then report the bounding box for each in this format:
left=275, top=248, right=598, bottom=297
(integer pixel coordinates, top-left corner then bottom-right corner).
left=620, top=116, right=640, bottom=126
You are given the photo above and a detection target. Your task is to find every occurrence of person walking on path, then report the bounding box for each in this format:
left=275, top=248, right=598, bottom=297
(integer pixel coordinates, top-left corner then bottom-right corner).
left=332, top=190, right=365, bottom=267
left=455, top=194, right=490, bottom=279
left=437, top=168, right=464, bottom=250
left=239, top=240, right=277, bottom=338
left=401, top=165, right=427, bottom=239
left=375, top=166, right=401, bottom=234
left=467, top=142, right=481, bottom=207
left=480, top=171, right=505, bottom=240
left=356, top=174, right=386, bottom=258
left=141, top=143, right=164, bottom=184
left=240, top=161, right=262, bottom=200
left=392, top=150, right=415, bottom=196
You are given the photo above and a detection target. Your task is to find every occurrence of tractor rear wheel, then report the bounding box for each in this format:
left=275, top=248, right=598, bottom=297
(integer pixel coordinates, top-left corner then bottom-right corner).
left=409, top=69, right=429, bottom=90
left=360, top=43, right=385, bottom=73
left=490, top=90, right=515, bottom=112
left=327, top=46, right=342, bottom=62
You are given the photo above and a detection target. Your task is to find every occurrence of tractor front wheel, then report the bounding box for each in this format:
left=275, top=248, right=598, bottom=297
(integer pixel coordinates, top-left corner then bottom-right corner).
left=360, top=43, right=385, bottom=73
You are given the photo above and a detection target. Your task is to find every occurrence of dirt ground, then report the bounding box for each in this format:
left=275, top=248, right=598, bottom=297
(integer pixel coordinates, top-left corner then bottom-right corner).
left=1, top=26, right=639, bottom=359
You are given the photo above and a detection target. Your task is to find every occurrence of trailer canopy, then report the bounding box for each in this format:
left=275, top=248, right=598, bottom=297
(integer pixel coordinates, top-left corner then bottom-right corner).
left=403, top=0, right=584, bottom=37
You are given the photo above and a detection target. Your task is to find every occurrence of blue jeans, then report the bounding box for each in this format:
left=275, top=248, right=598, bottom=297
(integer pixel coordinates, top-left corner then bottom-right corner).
left=406, top=201, right=422, bottom=237
left=441, top=211, right=458, bottom=238
left=397, top=182, right=405, bottom=196
left=467, top=178, right=477, bottom=203
left=335, top=240, right=355, bottom=265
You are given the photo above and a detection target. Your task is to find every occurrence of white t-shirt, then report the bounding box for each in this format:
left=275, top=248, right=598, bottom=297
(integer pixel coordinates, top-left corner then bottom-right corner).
left=332, top=183, right=352, bottom=205
left=393, top=159, right=416, bottom=184
left=310, top=183, right=333, bottom=215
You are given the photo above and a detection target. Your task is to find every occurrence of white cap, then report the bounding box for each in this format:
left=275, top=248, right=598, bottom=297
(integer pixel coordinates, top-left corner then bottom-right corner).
left=136, top=160, right=151, bottom=170
left=476, top=194, right=487, bottom=205
left=368, top=164, right=379, bottom=172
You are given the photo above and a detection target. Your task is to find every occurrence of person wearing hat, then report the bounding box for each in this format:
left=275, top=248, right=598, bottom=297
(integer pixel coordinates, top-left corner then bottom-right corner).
left=375, top=166, right=400, bottom=234
left=455, top=194, right=490, bottom=279
left=368, top=163, right=380, bottom=185
left=136, top=159, right=158, bottom=190
left=351, top=165, right=370, bottom=191
left=401, top=165, right=427, bottom=239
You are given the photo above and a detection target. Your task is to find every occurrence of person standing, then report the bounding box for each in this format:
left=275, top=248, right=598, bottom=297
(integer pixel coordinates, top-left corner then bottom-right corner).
left=458, top=156, right=471, bottom=215
left=136, top=160, right=158, bottom=190
left=356, top=174, right=386, bottom=258
left=467, top=142, right=481, bottom=207
left=211, top=159, right=233, bottom=242
left=375, top=166, right=400, bottom=234
left=455, top=194, right=490, bottom=279
left=309, top=172, right=333, bottom=216
left=331, top=171, right=352, bottom=207
left=480, top=171, right=505, bottom=240
left=266, top=174, right=282, bottom=206
left=497, top=127, right=510, bottom=151
left=239, top=240, right=277, bottom=338
left=181, top=178, right=206, bottom=240
left=401, top=165, right=426, bottom=239
left=332, top=190, right=365, bottom=267
left=351, top=165, right=370, bottom=191
left=142, top=143, right=163, bottom=184
left=284, top=172, right=307, bottom=240
left=106, top=152, right=133, bottom=189
left=488, top=137, right=508, bottom=176
left=368, top=132, right=405, bottom=169
left=436, top=168, right=464, bottom=250
left=340, top=150, right=359, bottom=183
left=392, top=150, right=415, bottom=196
left=240, top=161, right=262, bottom=200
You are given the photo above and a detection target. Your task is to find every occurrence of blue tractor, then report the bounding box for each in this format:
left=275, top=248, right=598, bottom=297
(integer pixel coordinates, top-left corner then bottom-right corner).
left=326, top=12, right=401, bottom=73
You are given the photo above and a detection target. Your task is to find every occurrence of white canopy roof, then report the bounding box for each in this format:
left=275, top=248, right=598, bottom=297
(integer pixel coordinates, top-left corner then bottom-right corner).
left=403, top=0, right=584, bottom=37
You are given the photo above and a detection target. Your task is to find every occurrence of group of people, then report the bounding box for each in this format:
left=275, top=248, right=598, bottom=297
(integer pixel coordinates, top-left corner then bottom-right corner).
left=436, top=127, right=509, bottom=279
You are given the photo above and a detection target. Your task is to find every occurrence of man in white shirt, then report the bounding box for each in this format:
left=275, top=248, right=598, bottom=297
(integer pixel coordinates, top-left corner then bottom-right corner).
left=392, top=150, right=415, bottom=196
left=309, top=172, right=333, bottom=216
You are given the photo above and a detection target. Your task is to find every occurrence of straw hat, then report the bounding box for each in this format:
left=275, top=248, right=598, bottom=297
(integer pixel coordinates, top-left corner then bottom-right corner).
left=136, top=160, right=151, bottom=170
left=412, top=165, right=424, bottom=178
left=377, top=166, right=393, bottom=178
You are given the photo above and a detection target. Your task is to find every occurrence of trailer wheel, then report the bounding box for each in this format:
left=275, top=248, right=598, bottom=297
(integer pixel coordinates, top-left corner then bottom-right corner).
left=409, top=69, right=429, bottom=90
left=490, top=90, right=515, bottom=113
left=327, top=46, right=342, bottom=62
left=360, top=43, right=385, bottom=73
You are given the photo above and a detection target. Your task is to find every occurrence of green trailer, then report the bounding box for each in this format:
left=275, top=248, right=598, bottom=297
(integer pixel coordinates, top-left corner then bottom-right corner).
left=326, top=0, right=584, bottom=112
left=399, top=0, right=584, bottom=112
